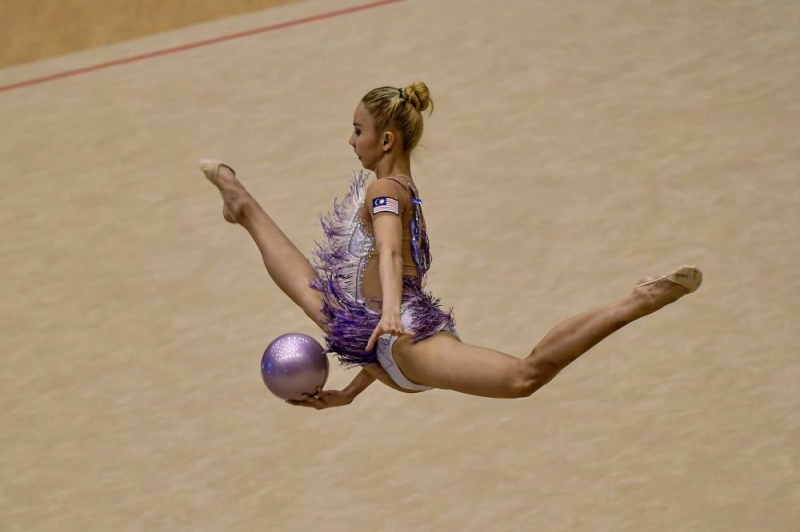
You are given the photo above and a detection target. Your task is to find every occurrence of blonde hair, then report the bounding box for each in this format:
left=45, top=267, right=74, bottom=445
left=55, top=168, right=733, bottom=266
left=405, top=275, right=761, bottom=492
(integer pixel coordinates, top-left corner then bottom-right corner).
left=360, top=81, right=433, bottom=152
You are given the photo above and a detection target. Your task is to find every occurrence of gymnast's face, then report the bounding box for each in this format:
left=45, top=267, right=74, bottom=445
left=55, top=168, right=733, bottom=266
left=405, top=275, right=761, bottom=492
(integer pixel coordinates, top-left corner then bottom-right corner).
left=349, top=102, right=384, bottom=170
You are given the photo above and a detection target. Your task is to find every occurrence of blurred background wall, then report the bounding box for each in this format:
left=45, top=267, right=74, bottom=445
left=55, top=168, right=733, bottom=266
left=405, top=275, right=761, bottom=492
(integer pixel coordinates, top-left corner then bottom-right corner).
left=0, top=0, right=303, bottom=68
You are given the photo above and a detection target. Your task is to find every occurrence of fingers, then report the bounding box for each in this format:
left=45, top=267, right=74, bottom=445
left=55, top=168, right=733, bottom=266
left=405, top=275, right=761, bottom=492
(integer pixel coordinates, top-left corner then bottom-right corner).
left=366, top=322, right=415, bottom=351
left=286, top=392, right=325, bottom=409
left=386, top=315, right=413, bottom=338
left=366, top=329, right=379, bottom=352
left=385, top=324, right=414, bottom=338
left=285, top=386, right=338, bottom=409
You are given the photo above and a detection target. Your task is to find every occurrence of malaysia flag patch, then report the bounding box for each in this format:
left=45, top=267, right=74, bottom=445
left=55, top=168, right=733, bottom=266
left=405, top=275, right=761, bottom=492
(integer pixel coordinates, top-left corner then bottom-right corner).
left=372, top=196, right=400, bottom=215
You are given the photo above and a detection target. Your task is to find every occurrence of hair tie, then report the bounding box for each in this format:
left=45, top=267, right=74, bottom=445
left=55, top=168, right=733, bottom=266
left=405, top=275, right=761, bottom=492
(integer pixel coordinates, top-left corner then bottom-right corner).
left=398, top=88, right=406, bottom=100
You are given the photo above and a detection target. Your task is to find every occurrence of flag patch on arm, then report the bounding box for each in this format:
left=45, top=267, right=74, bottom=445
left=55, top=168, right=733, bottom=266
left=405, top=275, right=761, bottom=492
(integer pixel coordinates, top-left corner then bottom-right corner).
left=372, top=196, right=400, bottom=215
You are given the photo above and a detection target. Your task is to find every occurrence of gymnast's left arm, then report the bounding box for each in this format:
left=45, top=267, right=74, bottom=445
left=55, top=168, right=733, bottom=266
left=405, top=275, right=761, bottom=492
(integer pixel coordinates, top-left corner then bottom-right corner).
left=365, top=187, right=414, bottom=351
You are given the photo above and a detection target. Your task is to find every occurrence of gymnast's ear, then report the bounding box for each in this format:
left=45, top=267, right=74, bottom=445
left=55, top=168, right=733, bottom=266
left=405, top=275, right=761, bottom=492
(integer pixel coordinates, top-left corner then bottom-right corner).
left=382, top=131, right=395, bottom=152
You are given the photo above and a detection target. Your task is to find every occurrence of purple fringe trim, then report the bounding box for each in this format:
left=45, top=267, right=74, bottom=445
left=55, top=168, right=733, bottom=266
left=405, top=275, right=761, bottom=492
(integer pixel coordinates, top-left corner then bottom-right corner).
left=311, top=276, right=455, bottom=367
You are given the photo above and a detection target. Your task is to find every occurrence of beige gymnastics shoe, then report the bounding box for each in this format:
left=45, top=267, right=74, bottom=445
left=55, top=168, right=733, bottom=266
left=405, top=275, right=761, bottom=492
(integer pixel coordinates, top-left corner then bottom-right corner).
left=199, top=159, right=236, bottom=186
left=199, top=159, right=239, bottom=224
left=636, top=265, right=703, bottom=294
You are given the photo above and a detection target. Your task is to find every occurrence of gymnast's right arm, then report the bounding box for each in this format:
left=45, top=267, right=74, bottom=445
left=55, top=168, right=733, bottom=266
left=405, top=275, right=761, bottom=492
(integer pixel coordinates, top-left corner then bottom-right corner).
left=286, top=362, right=419, bottom=408
left=285, top=364, right=383, bottom=409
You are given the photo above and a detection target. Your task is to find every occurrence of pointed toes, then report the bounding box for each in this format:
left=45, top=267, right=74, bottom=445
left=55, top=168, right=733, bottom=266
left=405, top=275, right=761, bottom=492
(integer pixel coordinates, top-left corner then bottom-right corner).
left=671, top=265, right=703, bottom=293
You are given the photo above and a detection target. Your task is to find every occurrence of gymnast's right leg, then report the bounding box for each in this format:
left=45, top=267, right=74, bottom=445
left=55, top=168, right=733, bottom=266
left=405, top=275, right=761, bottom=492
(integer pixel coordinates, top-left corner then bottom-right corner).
left=199, top=160, right=325, bottom=330
left=392, top=266, right=702, bottom=398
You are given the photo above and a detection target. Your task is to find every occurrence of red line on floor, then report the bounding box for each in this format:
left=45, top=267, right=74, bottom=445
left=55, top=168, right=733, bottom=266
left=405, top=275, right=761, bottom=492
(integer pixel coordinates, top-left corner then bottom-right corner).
left=0, top=0, right=405, bottom=94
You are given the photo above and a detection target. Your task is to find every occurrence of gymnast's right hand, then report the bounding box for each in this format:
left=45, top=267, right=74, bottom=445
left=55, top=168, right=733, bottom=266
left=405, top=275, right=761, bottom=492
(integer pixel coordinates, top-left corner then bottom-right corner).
left=366, top=312, right=414, bottom=352
left=285, top=387, right=352, bottom=410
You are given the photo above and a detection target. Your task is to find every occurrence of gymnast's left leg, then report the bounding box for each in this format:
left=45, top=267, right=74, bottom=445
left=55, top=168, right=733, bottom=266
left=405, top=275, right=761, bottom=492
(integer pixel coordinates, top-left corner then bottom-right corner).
left=199, top=160, right=325, bottom=329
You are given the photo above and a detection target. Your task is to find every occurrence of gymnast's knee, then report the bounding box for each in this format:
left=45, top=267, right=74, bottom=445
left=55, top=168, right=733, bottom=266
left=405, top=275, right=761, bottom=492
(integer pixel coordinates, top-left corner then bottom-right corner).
left=510, top=358, right=558, bottom=398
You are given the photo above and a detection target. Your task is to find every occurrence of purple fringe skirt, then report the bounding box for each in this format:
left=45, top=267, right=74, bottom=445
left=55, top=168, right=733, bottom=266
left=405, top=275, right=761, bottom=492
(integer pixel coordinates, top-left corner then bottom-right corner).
left=310, top=274, right=455, bottom=367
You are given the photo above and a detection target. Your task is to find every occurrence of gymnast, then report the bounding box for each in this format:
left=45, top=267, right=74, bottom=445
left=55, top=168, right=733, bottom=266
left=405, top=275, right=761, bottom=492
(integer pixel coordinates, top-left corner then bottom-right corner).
left=199, top=81, right=702, bottom=409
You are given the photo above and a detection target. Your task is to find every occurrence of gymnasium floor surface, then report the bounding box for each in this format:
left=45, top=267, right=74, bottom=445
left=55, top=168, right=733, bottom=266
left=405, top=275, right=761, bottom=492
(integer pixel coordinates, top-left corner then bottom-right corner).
left=2, top=0, right=798, bottom=530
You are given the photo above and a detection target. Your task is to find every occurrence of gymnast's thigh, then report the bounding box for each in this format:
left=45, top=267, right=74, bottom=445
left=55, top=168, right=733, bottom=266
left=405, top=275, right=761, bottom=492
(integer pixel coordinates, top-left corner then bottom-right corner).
left=392, top=332, right=526, bottom=398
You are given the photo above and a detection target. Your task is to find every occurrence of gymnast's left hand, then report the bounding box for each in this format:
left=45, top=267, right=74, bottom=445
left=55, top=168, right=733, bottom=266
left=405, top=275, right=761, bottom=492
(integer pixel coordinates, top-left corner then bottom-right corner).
left=366, top=312, right=414, bottom=352
left=285, top=387, right=352, bottom=410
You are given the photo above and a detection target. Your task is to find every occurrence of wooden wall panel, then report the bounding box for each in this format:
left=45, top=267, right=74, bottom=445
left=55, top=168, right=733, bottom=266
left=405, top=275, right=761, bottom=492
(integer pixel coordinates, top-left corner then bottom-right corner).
left=0, top=0, right=304, bottom=67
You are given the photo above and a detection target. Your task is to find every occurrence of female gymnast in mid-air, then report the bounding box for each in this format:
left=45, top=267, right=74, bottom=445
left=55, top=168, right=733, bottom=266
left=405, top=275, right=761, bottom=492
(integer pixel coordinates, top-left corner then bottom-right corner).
left=199, top=81, right=702, bottom=409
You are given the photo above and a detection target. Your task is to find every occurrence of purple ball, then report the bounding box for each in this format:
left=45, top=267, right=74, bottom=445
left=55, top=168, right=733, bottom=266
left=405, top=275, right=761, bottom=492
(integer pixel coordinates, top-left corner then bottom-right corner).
left=261, top=333, right=329, bottom=401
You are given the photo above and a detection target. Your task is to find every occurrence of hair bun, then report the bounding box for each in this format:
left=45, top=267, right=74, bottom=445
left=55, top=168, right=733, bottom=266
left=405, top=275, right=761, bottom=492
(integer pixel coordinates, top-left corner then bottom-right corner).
left=404, top=81, right=433, bottom=113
